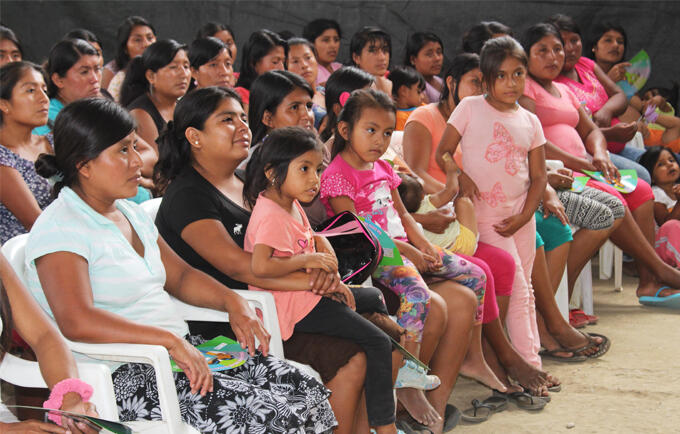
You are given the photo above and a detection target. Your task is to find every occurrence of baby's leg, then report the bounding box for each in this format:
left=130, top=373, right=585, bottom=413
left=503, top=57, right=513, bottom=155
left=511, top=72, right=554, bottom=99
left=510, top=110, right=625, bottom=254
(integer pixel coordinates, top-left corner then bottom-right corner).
left=454, top=196, right=478, bottom=237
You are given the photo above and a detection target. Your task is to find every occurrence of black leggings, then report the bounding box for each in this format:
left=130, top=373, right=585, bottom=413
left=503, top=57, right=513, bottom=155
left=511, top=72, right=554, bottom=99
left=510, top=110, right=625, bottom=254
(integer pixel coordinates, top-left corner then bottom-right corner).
left=294, top=287, right=395, bottom=427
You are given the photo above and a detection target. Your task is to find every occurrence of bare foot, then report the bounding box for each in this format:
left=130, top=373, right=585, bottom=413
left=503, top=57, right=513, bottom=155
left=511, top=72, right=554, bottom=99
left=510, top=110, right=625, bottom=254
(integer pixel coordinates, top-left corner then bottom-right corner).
left=460, top=352, right=507, bottom=392
left=548, top=324, right=604, bottom=357
left=396, top=388, right=442, bottom=426
left=636, top=281, right=680, bottom=298
left=503, top=356, right=548, bottom=392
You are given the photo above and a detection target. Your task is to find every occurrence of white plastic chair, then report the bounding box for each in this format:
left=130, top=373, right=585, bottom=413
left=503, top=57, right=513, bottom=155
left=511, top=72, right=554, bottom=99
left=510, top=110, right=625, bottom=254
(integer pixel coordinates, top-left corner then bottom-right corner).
left=598, top=240, right=623, bottom=292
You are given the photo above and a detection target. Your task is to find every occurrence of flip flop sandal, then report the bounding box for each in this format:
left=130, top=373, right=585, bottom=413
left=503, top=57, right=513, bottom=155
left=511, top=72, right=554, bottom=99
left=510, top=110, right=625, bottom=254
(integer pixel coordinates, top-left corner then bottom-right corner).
left=395, top=419, right=419, bottom=434
left=494, top=390, right=547, bottom=411
left=443, top=404, right=461, bottom=432
left=401, top=404, right=461, bottom=433
left=523, top=388, right=551, bottom=403
left=539, top=347, right=588, bottom=363
left=481, top=394, right=509, bottom=412
left=548, top=384, right=562, bottom=393
left=461, top=399, right=493, bottom=423
left=578, top=331, right=611, bottom=359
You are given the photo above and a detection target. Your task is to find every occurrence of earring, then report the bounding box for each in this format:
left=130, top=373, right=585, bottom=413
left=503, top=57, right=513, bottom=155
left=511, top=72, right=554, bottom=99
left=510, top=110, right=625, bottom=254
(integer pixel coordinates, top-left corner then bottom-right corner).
left=195, top=141, right=199, bottom=145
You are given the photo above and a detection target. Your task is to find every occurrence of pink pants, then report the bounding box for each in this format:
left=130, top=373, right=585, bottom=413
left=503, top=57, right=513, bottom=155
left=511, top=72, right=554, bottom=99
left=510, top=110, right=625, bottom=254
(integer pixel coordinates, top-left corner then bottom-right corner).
left=656, top=220, right=680, bottom=268
left=478, top=215, right=541, bottom=368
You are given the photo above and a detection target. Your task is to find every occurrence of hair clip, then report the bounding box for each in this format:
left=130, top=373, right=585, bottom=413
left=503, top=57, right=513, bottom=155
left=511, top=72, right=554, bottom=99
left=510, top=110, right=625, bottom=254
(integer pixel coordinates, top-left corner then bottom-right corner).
left=339, top=91, right=351, bottom=107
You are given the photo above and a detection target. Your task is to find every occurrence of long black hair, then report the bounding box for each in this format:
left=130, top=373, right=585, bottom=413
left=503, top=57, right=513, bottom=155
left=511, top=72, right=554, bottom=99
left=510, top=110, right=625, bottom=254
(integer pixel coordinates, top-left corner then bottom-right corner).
left=0, top=25, right=23, bottom=59
left=35, top=98, right=135, bottom=197
left=440, top=53, right=480, bottom=105
left=331, top=88, right=396, bottom=159
left=521, top=23, right=563, bottom=81
left=403, top=32, right=443, bottom=67
left=234, top=29, right=287, bottom=90
left=248, top=70, right=313, bottom=146
left=0, top=61, right=46, bottom=125
left=639, top=146, right=678, bottom=186
left=350, top=26, right=391, bottom=66
left=154, top=86, right=244, bottom=194
left=120, top=39, right=187, bottom=107
left=114, top=16, right=156, bottom=70
left=586, top=21, right=627, bottom=62
left=462, top=21, right=513, bottom=54
left=44, top=38, right=98, bottom=98
left=319, top=66, right=374, bottom=141
left=244, top=126, right=321, bottom=208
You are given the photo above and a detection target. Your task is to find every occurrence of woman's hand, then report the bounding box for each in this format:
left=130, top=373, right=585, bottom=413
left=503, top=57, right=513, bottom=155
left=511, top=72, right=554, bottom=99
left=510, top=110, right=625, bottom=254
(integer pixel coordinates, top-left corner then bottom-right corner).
left=226, top=295, right=271, bottom=357
left=547, top=168, right=574, bottom=190
left=458, top=172, right=480, bottom=199
left=59, top=393, right=99, bottom=434
left=636, top=120, right=650, bottom=139
left=543, top=189, right=569, bottom=225
left=593, top=107, right=614, bottom=128
left=592, top=153, right=620, bottom=182
left=308, top=269, right=341, bottom=295
left=606, top=122, right=637, bottom=142
left=0, top=420, right=68, bottom=433
left=493, top=214, right=528, bottom=237
left=415, top=208, right=457, bottom=234
left=419, top=242, right=443, bottom=271
left=607, top=62, right=631, bottom=82
left=167, top=336, right=213, bottom=396
left=325, top=282, right=356, bottom=310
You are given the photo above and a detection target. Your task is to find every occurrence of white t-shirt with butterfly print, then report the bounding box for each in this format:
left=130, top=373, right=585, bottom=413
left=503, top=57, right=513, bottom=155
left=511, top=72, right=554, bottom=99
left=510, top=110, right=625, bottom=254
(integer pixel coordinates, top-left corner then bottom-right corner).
left=447, top=95, right=546, bottom=224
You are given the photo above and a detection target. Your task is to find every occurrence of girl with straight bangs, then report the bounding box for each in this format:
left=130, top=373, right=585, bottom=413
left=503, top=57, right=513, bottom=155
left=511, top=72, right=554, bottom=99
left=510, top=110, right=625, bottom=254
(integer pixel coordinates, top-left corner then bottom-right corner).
left=234, top=29, right=286, bottom=91
left=195, top=22, right=238, bottom=66
left=303, top=18, right=342, bottom=87
left=404, top=32, right=445, bottom=103
left=102, top=16, right=156, bottom=99
left=121, top=39, right=191, bottom=151
left=0, top=25, right=22, bottom=67
left=350, top=26, right=392, bottom=95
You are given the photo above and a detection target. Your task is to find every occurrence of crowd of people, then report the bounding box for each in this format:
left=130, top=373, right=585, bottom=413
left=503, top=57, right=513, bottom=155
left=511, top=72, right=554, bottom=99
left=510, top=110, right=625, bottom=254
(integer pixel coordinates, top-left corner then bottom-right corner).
left=1, top=9, right=679, bottom=434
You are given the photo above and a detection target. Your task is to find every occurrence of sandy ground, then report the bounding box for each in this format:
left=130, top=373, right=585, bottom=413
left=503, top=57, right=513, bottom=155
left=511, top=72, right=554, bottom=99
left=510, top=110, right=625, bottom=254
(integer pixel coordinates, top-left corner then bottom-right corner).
left=447, top=270, right=680, bottom=433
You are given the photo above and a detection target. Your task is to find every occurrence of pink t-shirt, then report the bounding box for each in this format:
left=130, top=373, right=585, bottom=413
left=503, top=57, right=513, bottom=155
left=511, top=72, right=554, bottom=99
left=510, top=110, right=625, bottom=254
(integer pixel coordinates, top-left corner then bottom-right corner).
left=523, top=78, right=587, bottom=159
left=245, top=194, right=321, bottom=340
left=448, top=95, right=546, bottom=222
left=320, top=156, right=408, bottom=240
left=316, top=62, right=343, bottom=86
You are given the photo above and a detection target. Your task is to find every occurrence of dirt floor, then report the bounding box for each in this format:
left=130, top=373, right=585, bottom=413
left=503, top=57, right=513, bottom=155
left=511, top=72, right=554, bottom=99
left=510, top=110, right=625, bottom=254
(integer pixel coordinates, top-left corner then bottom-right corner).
left=447, top=271, right=680, bottom=433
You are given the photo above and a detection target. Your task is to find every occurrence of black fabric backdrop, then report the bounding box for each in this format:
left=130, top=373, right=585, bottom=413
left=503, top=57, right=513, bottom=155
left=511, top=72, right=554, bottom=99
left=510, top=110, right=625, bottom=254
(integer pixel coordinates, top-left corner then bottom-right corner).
left=1, top=1, right=678, bottom=89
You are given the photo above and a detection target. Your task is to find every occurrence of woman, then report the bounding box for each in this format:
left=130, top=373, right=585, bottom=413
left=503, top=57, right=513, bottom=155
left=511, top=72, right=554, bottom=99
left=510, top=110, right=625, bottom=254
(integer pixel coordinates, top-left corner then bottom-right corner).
left=102, top=16, right=156, bottom=99
left=520, top=22, right=680, bottom=303
left=63, top=29, right=102, bottom=65
left=286, top=37, right=326, bottom=128
left=33, top=39, right=101, bottom=136
left=587, top=21, right=629, bottom=83
left=0, top=62, right=52, bottom=245
left=302, top=18, right=342, bottom=87
left=0, top=25, right=22, bottom=67
left=548, top=14, right=649, bottom=182
left=1, top=252, right=97, bottom=433
left=27, top=97, right=335, bottom=433
left=404, top=32, right=444, bottom=103
left=461, top=21, right=512, bottom=55
left=189, top=37, right=234, bottom=89
left=120, top=39, right=190, bottom=150
left=234, top=29, right=286, bottom=91
left=195, top=22, right=237, bottom=66
left=350, top=26, right=392, bottom=95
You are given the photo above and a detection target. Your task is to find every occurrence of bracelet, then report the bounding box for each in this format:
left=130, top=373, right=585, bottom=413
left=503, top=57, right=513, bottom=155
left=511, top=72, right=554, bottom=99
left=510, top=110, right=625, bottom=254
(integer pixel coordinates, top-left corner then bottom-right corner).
left=43, top=378, right=93, bottom=425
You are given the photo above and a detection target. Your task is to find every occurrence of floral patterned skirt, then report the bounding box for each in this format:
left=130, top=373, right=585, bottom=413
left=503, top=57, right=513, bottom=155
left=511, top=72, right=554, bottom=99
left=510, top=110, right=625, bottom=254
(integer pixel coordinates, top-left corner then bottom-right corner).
left=112, top=335, right=336, bottom=433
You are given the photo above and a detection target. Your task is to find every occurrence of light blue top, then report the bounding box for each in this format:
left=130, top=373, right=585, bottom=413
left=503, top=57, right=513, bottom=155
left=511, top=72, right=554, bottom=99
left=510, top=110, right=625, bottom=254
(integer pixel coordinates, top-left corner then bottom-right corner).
left=25, top=187, right=189, bottom=338
left=33, top=98, right=64, bottom=136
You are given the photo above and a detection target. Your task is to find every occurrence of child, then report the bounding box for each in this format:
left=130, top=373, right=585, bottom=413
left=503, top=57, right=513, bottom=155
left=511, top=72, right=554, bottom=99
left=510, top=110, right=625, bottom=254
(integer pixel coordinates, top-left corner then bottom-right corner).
left=639, top=146, right=680, bottom=268
left=435, top=36, right=548, bottom=368
left=397, top=152, right=478, bottom=255
left=388, top=66, right=426, bottom=131
left=639, top=88, right=680, bottom=152
left=243, top=126, right=414, bottom=434
left=321, top=88, right=506, bottom=425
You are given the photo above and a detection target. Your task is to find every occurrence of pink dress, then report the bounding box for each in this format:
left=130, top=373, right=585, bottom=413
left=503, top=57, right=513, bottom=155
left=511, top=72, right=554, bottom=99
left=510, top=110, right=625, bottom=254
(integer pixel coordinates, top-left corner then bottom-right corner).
left=245, top=194, right=321, bottom=340
left=448, top=95, right=546, bottom=367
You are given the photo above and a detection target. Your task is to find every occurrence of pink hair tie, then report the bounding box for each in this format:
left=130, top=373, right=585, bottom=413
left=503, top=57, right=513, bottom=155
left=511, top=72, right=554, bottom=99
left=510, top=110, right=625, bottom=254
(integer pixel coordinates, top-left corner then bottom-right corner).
left=339, top=91, right=351, bottom=107
left=43, top=378, right=93, bottom=425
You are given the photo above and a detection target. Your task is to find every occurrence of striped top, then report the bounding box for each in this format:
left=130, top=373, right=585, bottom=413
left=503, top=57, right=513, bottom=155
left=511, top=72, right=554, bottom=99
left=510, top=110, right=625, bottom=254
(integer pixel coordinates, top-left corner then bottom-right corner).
left=24, top=187, right=188, bottom=338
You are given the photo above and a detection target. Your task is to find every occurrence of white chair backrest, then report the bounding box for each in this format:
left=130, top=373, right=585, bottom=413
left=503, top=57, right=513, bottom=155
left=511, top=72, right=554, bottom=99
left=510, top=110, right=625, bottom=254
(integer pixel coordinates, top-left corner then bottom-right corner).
left=1, top=234, right=29, bottom=285
left=389, top=130, right=404, bottom=160
left=141, top=197, right=162, bottom=221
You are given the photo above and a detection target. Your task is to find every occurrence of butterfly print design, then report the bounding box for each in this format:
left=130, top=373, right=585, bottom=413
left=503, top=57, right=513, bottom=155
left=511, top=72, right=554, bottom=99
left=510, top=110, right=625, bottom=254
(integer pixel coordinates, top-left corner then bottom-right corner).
left=480, top=182, right=507, bottom=208
left=484, top=122, right=527, bottom=176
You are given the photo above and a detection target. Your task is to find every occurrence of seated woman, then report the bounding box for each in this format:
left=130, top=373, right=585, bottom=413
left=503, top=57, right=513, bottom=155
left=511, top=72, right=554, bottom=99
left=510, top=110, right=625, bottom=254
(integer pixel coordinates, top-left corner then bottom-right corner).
left=0, top=25, right=23, bottom=67
left=63, top=29, right=103, bottom=68
left=286, top=37, right=326, bottom=128
left=520, top=22, right=680, bottom=302
left=189, top=37, right=234, bottom=89
left=234, top=30, right=286, bottom=91
left=302, top=18, right=342, bottom=87
left=153, top=87, right=398, bottom=433
left=33, top=38, right=101, bottom=136
left=548, top=14, right=650, bottom=183
left=350, top=26, right=392, bottom=95
left=1, top=251, right=97, bottom=432
left=404, top=32, right=444, bottom=103
left=586, top=21, right=629, bottom=83
left=27, top=97, right=335, bottom=433
left=0, top=62, right=53, bottom=245
left=195, top=22, right=238, bottom=67
left=102, top=16, right=156, bottom=101
left=120, top=39, right=191, bottom=151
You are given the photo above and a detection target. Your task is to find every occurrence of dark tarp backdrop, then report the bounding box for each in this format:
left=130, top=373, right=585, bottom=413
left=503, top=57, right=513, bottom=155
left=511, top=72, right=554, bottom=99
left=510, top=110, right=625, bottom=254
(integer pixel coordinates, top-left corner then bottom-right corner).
left=1, top=0, right=678, bottom=89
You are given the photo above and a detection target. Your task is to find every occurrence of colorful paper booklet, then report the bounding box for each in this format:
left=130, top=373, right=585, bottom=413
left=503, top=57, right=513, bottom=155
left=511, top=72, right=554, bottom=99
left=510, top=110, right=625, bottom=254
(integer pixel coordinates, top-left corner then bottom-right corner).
left=582, top=169, right=638, bottom=193
left=570, top=176, right=589, bottom=193
left=617, top=50, right=650, bottom=99
left=359, top=216, right=404, bottom=267
left=171, top=335, right=249, bottom=373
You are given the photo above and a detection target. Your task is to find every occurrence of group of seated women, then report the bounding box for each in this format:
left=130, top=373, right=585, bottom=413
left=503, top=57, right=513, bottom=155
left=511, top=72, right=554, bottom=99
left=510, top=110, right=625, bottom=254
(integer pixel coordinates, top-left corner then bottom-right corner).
left=1, top=10, right=680, bottom=434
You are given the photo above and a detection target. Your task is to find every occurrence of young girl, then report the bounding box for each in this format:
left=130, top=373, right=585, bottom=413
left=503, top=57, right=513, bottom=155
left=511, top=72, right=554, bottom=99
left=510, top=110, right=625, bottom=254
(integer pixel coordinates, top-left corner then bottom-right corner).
left=243, top=126, right=400, bottom=434
left=436, top=36, right=548, bottom=368
left=640, top=146, right=680, bottom=273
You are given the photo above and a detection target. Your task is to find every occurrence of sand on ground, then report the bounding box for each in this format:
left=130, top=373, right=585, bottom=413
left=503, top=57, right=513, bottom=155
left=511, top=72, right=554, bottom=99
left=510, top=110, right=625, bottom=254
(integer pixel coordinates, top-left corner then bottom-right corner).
left=447, top=271, right=680, bottom=433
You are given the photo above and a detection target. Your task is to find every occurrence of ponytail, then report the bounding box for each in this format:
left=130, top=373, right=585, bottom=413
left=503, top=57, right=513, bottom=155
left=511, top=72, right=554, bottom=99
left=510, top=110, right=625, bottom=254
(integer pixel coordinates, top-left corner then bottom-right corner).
left=153, top=120, right=193, bottom=195
left=119, top=56, right=148, bottom=107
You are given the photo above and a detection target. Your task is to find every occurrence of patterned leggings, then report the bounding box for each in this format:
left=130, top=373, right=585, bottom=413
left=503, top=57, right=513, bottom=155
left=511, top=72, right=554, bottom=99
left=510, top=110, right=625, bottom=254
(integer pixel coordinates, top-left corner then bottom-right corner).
left=372, top=245, right=486, bottom=342
left=537, top=186, right=625, bottom=230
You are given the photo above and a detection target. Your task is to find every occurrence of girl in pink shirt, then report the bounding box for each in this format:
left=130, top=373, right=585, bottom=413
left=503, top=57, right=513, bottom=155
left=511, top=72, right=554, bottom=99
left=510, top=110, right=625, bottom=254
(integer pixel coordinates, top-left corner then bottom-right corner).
left=436, top=36, right=548, bottom=369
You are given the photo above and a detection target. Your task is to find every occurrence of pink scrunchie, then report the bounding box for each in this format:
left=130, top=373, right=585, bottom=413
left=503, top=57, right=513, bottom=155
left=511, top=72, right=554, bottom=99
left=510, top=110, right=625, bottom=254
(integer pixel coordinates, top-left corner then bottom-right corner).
left=43, top=378, right=93, bottom=425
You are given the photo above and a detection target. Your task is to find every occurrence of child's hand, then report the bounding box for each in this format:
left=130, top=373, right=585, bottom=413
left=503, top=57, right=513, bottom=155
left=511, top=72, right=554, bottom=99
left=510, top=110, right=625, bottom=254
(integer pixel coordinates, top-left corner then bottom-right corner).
left=303, top=252, right=338, bottom=273
left=401, top=243, right=437, bottom=273
left=543, top=193, right=569, bottom=225
left=442, top=152, right=457, bottom=174
left=493, top=214, right=528, bottom=237
left=421, top=242, right=443, bottom=271
left=547, top=170, right=573, bottom=190
left=672, top=184, right=680, bottom=197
